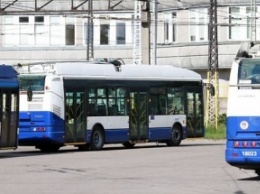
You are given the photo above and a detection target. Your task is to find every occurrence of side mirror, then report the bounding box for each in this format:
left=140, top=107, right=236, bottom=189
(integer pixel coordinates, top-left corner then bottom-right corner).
left=203, top=82, right=215, bottom=96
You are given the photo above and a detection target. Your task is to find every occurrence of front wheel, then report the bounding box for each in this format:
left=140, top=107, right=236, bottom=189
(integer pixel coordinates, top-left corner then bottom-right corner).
left=166, top=125, right=182, bottom=146
left=91, top=126, right=104, bottom=150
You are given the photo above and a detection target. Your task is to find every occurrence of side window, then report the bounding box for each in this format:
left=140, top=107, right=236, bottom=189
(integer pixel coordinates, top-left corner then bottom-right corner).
left=88, top=87, right=126, bottom=116
left=167, top=87, right=184, bottom=115
left=150, top=87, right=167, bottom=115
left=88, top=88, right=97, bottom=116
left=116, top=88, right=126, bottom=115
left=108, top=87, right=126, bottom=115
left=108, top=88, right=117, bottom=115
left=97, top=88, right=107, bottom=116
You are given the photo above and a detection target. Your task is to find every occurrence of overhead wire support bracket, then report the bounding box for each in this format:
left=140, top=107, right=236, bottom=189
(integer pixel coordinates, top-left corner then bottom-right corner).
left=109, top=0, right=123, bottom=10
left=1, top=0, right=18, bottom=11
left=72, top=0, right=89, bottom=10
left=35, top=0, right=54, bottom=11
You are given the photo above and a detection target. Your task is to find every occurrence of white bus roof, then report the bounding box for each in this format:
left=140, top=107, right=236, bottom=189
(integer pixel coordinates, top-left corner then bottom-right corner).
left=18, top=62, right=202, bottom=82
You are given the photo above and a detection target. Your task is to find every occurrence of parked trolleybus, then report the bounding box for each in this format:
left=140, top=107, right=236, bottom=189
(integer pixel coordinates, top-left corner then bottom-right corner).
left=0, top=64, right=19, bottom=150
left=226, top=42, right=260, bottom=176
left=17, top=61, right=204, bottom=152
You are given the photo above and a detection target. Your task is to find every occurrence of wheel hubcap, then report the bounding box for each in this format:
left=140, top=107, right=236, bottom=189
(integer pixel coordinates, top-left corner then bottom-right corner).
left=173, top=130, right=180, bottom=140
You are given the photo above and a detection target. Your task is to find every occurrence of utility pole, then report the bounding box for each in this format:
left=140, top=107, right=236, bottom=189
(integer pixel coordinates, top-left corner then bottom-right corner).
left=141, top=0, right=151, bottom=65
left=86, top=0, right=94, bottom=61
left=152, top=0, right=158, bottom=65
left=206, top=0, right=219, bottom=128
left=133, top=0, right=142, bottom=65
left=133, top=0, right=151, bottom=65
left=251, top=0, right=256, bottom=41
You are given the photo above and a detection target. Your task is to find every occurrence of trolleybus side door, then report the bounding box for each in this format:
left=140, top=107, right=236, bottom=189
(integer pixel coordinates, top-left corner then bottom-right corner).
left=65, top=91, right=86, bottom=143
left=186, top=87, right=204, bottom=137
left=129, top=90, right=149, bottom=141
left=0, top=90, right=18, bottom=149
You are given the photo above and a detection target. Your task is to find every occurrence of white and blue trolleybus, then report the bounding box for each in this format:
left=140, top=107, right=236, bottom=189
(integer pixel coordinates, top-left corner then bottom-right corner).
left=17, top=61, right=204, bottom=152
left=0, top=64, right=19, bottom=150
left=226, top=42, right=260, bottom=176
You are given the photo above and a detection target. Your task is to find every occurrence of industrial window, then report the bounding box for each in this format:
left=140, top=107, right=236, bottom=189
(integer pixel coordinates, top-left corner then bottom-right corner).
left=50, top=16, right=64, bottom=46
left=3, top=16, right=18, bottom=46
left=19, top=16, right=31, bottom=45
left=163, top=12, right=176, bottom=43
left=116, top=23, right=126, bottom=44
left=66, top=24, right=75, bottom=45
left=228, top=7, right=259, bottom=40
left=35, top=16, right=46, bottom=45
left=100, top=24, right=110, bottom=45
left=189, top=9, right=208, bottom=42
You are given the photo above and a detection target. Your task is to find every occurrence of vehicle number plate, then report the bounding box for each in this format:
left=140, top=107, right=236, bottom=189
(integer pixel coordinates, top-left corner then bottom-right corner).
left=242, top=151, right=257, bottom=157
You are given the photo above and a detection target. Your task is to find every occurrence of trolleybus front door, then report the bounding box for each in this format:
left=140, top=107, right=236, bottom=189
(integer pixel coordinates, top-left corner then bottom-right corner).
left=129, top=91, right=149, bottom=141
left=186, top=89, right=204, bottom=137
left=0, top=91, right=18, bottom=149
left=65, top=91, right=85, bottom=143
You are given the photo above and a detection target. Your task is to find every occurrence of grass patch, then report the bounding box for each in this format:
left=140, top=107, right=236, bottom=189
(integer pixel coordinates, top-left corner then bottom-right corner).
left=205, top=123, right=226, bottom=139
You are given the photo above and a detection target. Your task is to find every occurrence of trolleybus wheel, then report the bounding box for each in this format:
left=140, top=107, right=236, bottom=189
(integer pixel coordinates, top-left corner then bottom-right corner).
left=91, top=126, right=104, bottom=150
left=122, top=142, right=136, bottom=148
left=166, top=125, right=182, bottom=146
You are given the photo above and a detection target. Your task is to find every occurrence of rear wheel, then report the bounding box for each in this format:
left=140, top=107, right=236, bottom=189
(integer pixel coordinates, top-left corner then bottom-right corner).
left=91, top=126, right=104, bottom=150
left=166, top=125, right=182, bottom=146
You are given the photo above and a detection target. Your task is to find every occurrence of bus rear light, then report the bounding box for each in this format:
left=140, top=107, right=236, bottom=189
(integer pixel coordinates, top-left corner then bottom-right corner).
left=251, top=141, right=256, bottom=147
left=45, top=86, right=50, bottom=90
left=243, top=141, right=248, bottom=147
left=234, top=141, right=239, bottom=147
left=232, top=153, right=238, bottom=157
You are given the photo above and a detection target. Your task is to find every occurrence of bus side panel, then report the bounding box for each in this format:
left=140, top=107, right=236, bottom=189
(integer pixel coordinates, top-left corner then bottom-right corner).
left=149, top=115, right=186, bottom=141
left=104, top=129, right=129, bottom=143
left=87, top=116, right=129, bottom=143
left=149, top=127, right=172, bottom=141
left=19, top=111, right=65, bottom=145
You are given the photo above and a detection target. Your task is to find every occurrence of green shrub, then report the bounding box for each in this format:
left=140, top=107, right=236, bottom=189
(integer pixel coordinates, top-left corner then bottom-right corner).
left=205, top=123, right=226, bottom=139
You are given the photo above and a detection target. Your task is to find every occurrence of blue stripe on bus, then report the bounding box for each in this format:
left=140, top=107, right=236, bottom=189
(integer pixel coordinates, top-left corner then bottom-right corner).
left=19, top=130, right=65, bottom=145
left=149, top=128, right=172, bottom=141
left=103, top=127, right=176, bottom=143
left=19, top=111, right=186, bottom=145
